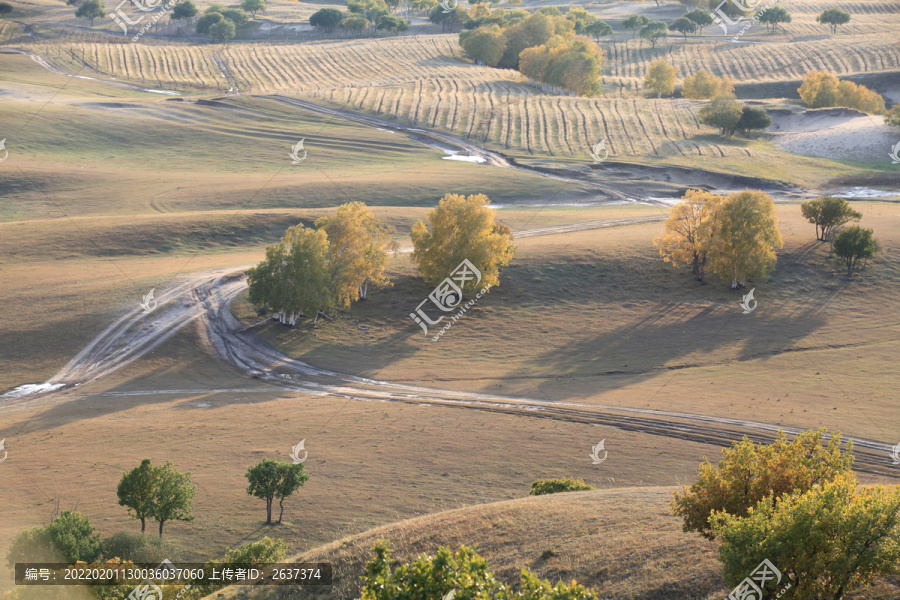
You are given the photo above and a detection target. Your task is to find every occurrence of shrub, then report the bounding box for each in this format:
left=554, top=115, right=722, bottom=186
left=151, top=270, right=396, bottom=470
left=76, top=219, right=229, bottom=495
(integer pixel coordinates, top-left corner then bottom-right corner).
left=101, top=531, right=179, bottom=563
left=530, top=478, right=595, bottom=496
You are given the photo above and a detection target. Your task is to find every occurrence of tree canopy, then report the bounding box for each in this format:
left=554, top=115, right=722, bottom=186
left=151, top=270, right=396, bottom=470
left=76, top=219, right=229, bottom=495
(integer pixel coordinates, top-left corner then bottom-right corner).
left=672, top=429, right=854, bottom=539
left=74, top=0, right=105, bottom=25
left=798, top=70, right=885, bottom=113
left=643, top=59, right=676, bottom=98
left=736, top=106, right=772, bottom=132
left=653, top=189, right=722, bottom=283
left=117, top=458, right=157, bottom=534
left=757, top=6, right=790, bottom=32
left=817, top=8, right=850, bottom=34
left=172, top=0, right=198, bottom=20
left=800, top=196, right=862, bottom=241
left=240, top=0, right=265, bottom=18
left=834, top=225, right=879, bottom=276
left=699, top=92, right=743, bottom=136
left=685, top=8, right=713, bottom=32
left=209, top=18, right=236, bottom=40
left=682, top=69, right=734, bottom=99
left=410, top=193, right=514, bottom=292
left=669, top=16, right=697, bottom=39
left=639, top=20, right=667, bottom=48
left=310, top=7, right=343, bottom=30
left=246, top=459, right=310, bottom=525
left=622, top=14, right=648, bottom=38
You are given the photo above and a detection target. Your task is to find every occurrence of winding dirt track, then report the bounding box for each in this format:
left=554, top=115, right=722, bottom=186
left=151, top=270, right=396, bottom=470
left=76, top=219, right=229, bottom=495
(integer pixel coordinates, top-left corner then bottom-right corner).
left=38, top=220, right=895, bottom=476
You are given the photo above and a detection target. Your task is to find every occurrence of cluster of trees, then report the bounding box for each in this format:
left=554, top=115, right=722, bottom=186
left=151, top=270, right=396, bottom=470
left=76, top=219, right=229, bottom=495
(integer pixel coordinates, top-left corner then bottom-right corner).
left=195, top=0, right=265, bottom=40
left=248, top=195, right=513, bottom=327
left=117, top=458, right=195, bottom=537
left=672, top=430, right=900, bottom=599
left=654, top=189, right=783, bottom=288
left=360, top=542, right=597, bottom=600
left=458, top=7, right=607, bottom=95
left=798, top=70, right=886, bottom=114
left=801, top=196, right=879, bottom=275
left=310, top=0, right=409, bottom=35
left=816, top=8, right=851, bottom=34
left=248, top=202, right=397, bottom=326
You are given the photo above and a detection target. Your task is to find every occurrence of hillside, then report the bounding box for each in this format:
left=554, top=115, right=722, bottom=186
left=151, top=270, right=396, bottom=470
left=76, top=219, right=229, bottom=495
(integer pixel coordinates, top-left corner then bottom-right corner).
left=204, top=487, right=900, bottom=600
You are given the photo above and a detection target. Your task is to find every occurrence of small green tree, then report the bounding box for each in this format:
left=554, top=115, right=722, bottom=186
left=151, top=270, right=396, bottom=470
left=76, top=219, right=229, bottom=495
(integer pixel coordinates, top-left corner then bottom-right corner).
left=246, top=459, right=310, bottom=525
left=585, top=20, right=612, bottom=41
left=221, top=8, right=247, bottom=25
left=0, top=2, right=13, bottom=16
left=117, top=458, right=158, bottom=534
left=622, top=14, right=648, bottom=38
left=75, top=0, right=105, bottom=25
left=886, top=106, right=900, bottom=128
left=817, top=8, right=850, bottom=34
left=834, top=226, right=878, bottom=276
left=209, top=18, right=236, bottom=40
left=671, top=429, right=853, bottom=539
left=685, top=8, right=712, bottom=33
left=669, top=16, right=697, bottom=40
left=171, top=0, right=198, bottom=23
left=240, top=0, right=265, bottom=18
left=196, top=11, right=224, bottom=34
left=699, top=93, right=743, bottom=136
left=46, top=511, right=104, bottom=563
left=530, top=478, right=595, bottom=496
left=639, top=20, right=668, bottom=48
left=757, top=6, right=790, bottom=33
left=6, top=527, right=63, bottom=569
left=736, top=106, right=772, bottom=133
left=341, top=13, right=369, bottom=34
left=712, top=473, right=900, bottom=600
left=800, top=197, right=862, bottom=241
left=152, top=462, right=195, bottom=537
left=310, top=7, right=343, bottom=30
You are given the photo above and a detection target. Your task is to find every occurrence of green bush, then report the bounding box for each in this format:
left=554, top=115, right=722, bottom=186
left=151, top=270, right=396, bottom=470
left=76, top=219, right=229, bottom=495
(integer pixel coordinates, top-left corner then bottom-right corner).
left=529, top=478, right=595, bottom=496
left=101, top=530, right=179, bottom=563
left=360, top=541, right=596, bottom=600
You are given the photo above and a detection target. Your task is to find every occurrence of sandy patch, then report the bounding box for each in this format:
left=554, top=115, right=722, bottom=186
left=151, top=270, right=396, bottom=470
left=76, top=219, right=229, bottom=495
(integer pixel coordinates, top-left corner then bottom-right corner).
left=769, top=108, right=898, bottom=163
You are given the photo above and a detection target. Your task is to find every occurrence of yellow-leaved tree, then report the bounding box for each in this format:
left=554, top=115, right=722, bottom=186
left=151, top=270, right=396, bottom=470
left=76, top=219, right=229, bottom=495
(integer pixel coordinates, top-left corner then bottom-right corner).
left=315, top=201, right=398, bottom=306
left=653, top=189, right=723, bottom=283
left=682, top=69, right=734, bottom=100
left=702, top=190, right=783, bottom=288
left=644, top=59, right=676, bottom=98
left=410, top=193, right=515, bottom=292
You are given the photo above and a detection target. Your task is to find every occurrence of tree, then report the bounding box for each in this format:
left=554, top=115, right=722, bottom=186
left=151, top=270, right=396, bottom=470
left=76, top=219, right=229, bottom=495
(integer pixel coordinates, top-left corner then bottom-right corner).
left=118, top=458, right=158, bottom=534
left=800, top=196, right=862, bottom=241
left=377, top=14, right=407, bottom=33
left=653, top=189, right=722, bottom=282
left=530, top=478, right=595, bottom=495
left=0, top=2, right=13, bottom=15
left=585, top=20, right=612, bottom=41
left=834, top=226, right=879, bottom=276
left=460, top=25, right=507, bottom=66
left=6, top=527, right=62, bottom=569
left=349, top=0, right=389, bottom=22
left=310, top=7, right=343, bottom=31
left=837, top=80, right=886, bottom=114
left=247, top=225, right=333, bottom=326
left=240, top=0, right=265, bottom=18
left=639, top=20, right=667, bottom=48
left=151, top=462, right=194, bottom=537
left=669, top=16, right=697, bottom=40
left=682, top=69, right=734, bottom=99
left=171, top=0, right=198, bottom=22
left=643, top=59, right=676, bottom=98
left=798, top=70, right=839, bottom=108
left=315, top=201, right=398, bottom=304
left=703, top=189, right=783, bottom=288
left=75, top=0, right=105, bottom=25
left=341, top=13, right=369, bottom=34
left=699, top=92, right=742, bottom=136
left=736, top=106, right=771, bottom=133
left=361, top=541, right=597, bottom=600
left=757, top=6, right=790, bottom=33
left=46, top=511, right=104, bottom=563
left=245, top=459, right=309, bottom=525
left=196, top=11, right=224, bottom=34
left=685, top=8, right=712, bottom=33
left=817, top=8, right=850, bottom=34
left=410, top=193, right=515, bottom=291
left=221, top=8, right=247, bottom=26
left=712, top=473, right=900, bottom=600
left=622, top=14, right=648, bottom=38
left=209, top=18, right=236, bottom=40
left=672, top=429, right=854, bottom=539
left=886, top=105, right=900, bottom=129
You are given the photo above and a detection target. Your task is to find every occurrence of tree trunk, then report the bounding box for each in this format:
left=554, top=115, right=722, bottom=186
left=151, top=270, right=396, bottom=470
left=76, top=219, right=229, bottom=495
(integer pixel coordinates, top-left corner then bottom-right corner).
left=278, top=498, right=285, bottom=523
left=158, top=520, right=165, bottom=538
left=266, top=498, right=273, bottom=524
left=140, top=518, right=146, bottom=534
